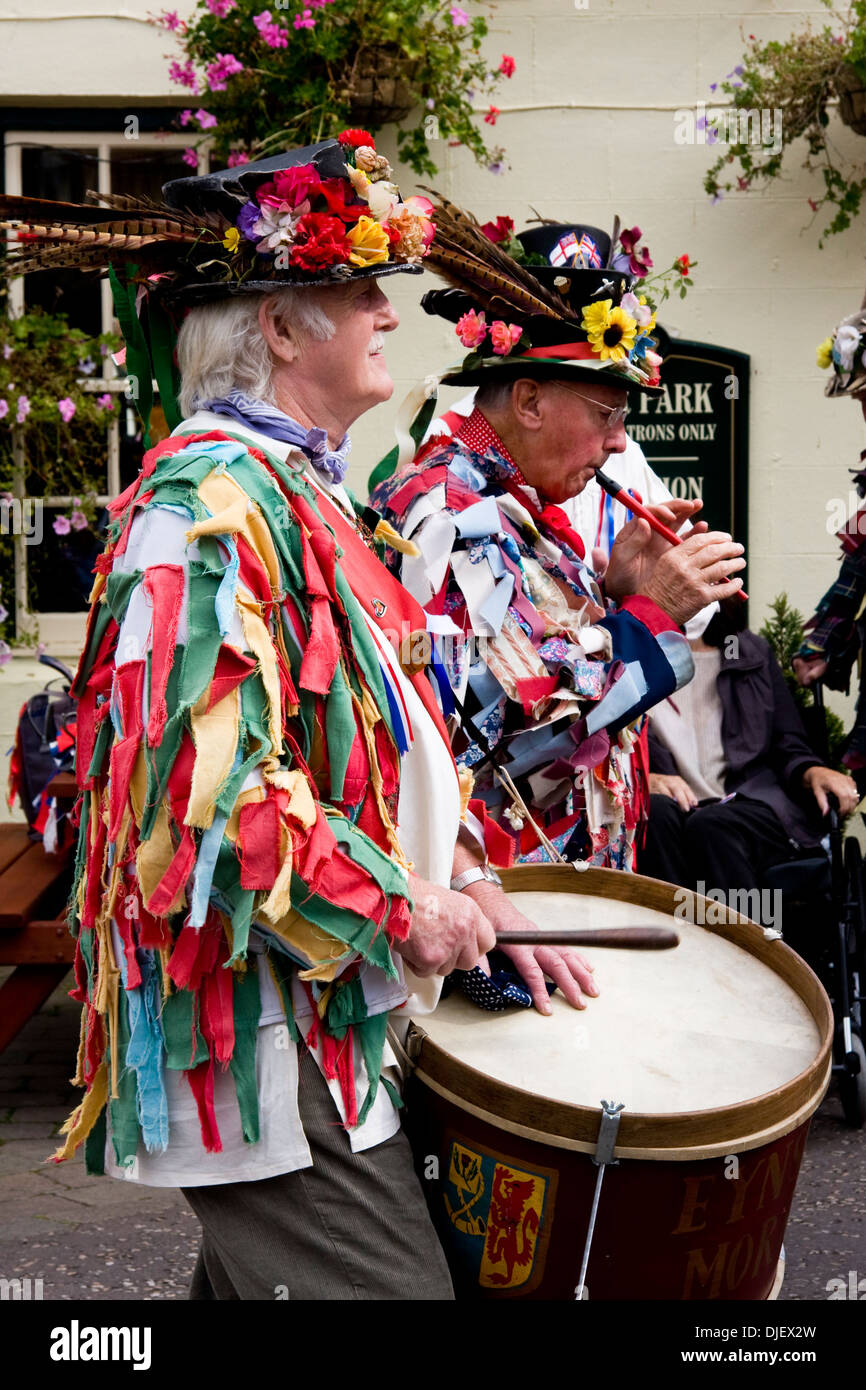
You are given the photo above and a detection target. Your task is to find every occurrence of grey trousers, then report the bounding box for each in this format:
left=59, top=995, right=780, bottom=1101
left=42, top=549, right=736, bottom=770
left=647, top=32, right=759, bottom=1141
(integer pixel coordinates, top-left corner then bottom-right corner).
left=181, top=1044, right=454, bottom=1300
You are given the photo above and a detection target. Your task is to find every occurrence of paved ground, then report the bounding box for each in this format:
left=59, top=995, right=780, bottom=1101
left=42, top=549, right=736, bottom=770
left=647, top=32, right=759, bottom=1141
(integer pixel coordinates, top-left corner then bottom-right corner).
left=1, top=967, right=864, bottom=1302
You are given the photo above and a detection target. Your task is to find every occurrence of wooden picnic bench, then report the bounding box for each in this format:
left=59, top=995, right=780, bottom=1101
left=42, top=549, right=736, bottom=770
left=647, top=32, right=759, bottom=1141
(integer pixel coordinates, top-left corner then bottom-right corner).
left=0, top=771, right=77, bottom=1052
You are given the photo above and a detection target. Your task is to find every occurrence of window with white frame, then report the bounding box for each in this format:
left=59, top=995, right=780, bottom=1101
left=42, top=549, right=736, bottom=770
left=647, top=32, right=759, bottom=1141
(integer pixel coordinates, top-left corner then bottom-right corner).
left=3, top=131, right=204, bottom=648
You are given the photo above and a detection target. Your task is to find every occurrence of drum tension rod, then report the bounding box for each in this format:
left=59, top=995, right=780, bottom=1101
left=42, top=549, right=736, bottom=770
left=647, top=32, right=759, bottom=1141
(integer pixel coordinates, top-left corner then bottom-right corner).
left=575, top=1099, right=625, bottom=1302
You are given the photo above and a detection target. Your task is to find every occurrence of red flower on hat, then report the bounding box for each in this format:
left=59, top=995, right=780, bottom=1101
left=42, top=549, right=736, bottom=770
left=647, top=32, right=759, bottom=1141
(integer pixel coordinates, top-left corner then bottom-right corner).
left=489, top=320, right=523, bottom=355
left=480, top=215, right=514, bottom=244
left=314, top=177, right=364, bottom=224
left=337, top=128, right=375, bottom=149
left=260, top=163, right=321, bottom=209
left=288, top=212, right=351, bottom=270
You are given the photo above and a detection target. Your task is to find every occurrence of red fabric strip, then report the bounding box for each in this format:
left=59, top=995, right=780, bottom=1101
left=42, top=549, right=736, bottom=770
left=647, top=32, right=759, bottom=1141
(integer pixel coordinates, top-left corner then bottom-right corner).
left=468, top=797, right=516, bottom=869
left=619, top=594, right=679, bottom=636
left=186, top=1058, right=222, bottom=1153
left=523, top=342, right=598, bottom=360
left=142, top=564, right=185, bottom=746
left=207, top=644, right=258, bottom=713
left=237, top=797, right=281, bottom=890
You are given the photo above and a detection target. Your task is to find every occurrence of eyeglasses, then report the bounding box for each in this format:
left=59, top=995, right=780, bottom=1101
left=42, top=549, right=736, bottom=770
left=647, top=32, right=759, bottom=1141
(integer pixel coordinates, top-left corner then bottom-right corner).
left=553, top=382, right=630, bottom=427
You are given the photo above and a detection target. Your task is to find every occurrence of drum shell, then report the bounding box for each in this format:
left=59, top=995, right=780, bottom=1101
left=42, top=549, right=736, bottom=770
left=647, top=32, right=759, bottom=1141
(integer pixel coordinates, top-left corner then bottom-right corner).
left=406, top=865, right=833, bottom=1302
left=407, top=1079, right=809, bottom=1300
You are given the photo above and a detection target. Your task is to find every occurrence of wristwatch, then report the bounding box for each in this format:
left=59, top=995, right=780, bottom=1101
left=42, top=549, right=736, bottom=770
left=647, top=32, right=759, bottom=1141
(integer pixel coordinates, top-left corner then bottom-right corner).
left=450, top=864, right=502, bottom=892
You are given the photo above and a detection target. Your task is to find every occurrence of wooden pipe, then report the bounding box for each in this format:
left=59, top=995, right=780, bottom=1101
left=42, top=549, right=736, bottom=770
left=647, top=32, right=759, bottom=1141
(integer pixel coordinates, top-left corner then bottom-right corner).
left=496, top=926, right=679, bottom=949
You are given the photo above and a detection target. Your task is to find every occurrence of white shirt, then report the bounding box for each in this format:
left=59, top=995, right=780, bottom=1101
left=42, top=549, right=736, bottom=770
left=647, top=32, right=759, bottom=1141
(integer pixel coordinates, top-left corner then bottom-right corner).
left=106, top=413, right=460, bottom=1186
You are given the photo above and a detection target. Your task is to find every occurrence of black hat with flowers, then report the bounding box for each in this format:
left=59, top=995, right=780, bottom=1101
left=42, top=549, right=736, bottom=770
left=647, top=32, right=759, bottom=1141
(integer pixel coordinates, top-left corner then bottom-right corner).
left=0, top=132, right=433, bottom=441
left=420, top=196, right=664, bottom=393
left=817, top=290, right=866, bottom=399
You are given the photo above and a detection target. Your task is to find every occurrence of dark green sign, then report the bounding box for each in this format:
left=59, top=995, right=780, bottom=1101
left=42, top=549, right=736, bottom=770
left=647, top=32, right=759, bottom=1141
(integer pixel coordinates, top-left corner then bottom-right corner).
left=629, top=327, right=749, bottom=570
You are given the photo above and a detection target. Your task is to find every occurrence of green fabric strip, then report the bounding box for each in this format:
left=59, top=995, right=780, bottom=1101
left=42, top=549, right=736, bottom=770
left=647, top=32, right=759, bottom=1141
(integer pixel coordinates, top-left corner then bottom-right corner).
left=109, top=265, right=154, bottom=449
left=73, top=602, right=113, bottom=696
left=228, top=966, right=262, bottom=1144
left=325, top=973, right=368, bottom=1039
left=265, top=949, right=300, bottom=1043
left=324, top=661, right=355, bottom=803
left=354, top=1010, right=390, bottom=1127
left=104, top=569, right=142, bottom=627
left=107, top=990, right=140, bottom=1169
left=162, top=987, right=209, bottom=1070
left=146, top=296, right=183, bottom=433
left=178, top=565, right=224, bottom=710
left=83, top=1103, right=107, bottom=1177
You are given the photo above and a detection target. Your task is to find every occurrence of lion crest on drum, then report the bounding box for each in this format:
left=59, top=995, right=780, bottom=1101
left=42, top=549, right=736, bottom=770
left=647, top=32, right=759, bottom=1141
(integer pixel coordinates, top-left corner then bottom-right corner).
left=443, top=1139, right=550, bottom=1290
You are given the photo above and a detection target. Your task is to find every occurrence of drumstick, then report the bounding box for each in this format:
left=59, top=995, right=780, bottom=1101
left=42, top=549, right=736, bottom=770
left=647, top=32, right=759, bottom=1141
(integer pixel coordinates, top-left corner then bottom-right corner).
left=496, top=926, right=679, bottom=949
left=595, top=468, right=748, bottom=602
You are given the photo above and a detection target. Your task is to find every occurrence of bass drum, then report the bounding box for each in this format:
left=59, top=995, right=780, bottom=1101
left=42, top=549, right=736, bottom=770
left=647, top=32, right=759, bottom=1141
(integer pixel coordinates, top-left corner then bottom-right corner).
left=405, top=865, right=832, bottom=1301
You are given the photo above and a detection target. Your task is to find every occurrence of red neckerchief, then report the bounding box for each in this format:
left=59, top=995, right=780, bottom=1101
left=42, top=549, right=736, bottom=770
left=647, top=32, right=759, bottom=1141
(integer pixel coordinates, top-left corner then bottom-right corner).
left=454, top=410, right=586, bottom=561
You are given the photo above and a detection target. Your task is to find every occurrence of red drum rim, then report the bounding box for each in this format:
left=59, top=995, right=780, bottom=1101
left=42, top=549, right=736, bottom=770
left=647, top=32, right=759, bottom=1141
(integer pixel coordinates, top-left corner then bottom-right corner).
left=409, top=865, right=833, bottom=1161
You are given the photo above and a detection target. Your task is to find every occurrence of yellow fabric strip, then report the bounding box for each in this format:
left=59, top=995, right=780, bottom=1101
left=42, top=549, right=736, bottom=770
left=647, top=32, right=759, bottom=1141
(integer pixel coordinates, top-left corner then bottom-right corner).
left=236, top=592, right=283, bottom=756
left=137, top=803, right=178, bottom=911
left=353, top=688, right=408, bottom=867
left=185, top=471, right=250, bottom=544
left=52, top=1059, right=108, bottom=1163
left=186, top=685, right=242, bottom=830
left=372, top=517, right=420, bottom=558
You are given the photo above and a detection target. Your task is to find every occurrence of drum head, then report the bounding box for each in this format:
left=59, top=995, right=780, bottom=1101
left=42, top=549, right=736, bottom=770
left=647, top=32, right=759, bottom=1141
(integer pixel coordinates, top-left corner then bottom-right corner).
left=411, top=867, right=832, bottom=1156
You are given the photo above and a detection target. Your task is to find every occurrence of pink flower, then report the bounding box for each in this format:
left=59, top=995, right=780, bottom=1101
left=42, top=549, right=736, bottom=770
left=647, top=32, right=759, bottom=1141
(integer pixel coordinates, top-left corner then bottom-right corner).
left=456, top=309, right=487, bottom=349
left=294, top=9, right=315, bottom=28
left=95, top=393, right=114, bottom=411
left=182, top=148, right=198, bottom=168
left=450, top=4, right=469, bottom=25
left=206, top=53, right=244, bottom=91
left=489, top=320, right=522, bottom=355
left=2, top=344, right=11, bottom=359
left=16, top=395, right=29, bottom=423
left=484, top=106, right=500, bottom=125
left=254, top=10, right=288, bottom=45
left=227, top=151, right=251, bottom=167
left=179, top=109, right=194, bottom=126
left=402, top=195, right=436, bottom=247
left=53, top=514, right=71, bottom=536
left=0, top=643, right=11, bottom=669
left=70, top=510, right=89, bottom=531
left=57, top=397, right=76, bottom=423
left=0, top=400, right=8, bottom=420
left=195, top=108, right=219, bottom=129
left=205, top=0, right=236, bottom=13
left=169, top=60, right=199, bottom=92
left=499, top=54, right=515, bottom=77
left=160, top=9, right=183, bottom=30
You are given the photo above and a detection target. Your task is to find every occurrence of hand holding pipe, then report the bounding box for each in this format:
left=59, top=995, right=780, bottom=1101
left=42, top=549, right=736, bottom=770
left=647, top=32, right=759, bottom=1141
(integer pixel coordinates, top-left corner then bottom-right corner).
left=595, top=468, right=748, bottom=602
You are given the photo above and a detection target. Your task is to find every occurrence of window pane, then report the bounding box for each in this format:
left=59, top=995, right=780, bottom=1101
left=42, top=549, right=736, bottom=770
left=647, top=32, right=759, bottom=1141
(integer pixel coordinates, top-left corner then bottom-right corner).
left=110, top=146, right=191, bottom=201
left=21, top=147, right=101, bottom=337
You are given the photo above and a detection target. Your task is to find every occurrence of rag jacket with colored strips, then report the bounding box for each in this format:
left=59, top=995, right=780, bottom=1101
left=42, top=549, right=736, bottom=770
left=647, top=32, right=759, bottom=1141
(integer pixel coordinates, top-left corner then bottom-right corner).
left=56, top=428, right=434, bottom=1171
left=371, top=413, right=694, bottom=867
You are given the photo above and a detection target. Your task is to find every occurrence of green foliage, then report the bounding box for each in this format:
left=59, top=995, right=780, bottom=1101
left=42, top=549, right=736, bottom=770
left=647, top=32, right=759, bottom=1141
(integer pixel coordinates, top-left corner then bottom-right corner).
left=702, top=3, right=866, bottom=243
left=0, top=307, right=120, bottom=641
left=160, top=0, right=511, bottom=178
left=760, top=593, right=847, bottom=766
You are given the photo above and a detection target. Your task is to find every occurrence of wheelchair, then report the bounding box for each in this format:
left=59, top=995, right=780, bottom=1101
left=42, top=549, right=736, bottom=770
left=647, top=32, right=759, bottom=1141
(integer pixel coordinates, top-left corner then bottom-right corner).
left=763, top=685, right=866, bottom=1128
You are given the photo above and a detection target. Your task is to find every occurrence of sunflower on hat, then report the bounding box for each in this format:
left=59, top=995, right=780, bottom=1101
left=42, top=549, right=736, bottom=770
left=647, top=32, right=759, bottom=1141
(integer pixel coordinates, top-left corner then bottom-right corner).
left=580, top=300, right=638, bottom=363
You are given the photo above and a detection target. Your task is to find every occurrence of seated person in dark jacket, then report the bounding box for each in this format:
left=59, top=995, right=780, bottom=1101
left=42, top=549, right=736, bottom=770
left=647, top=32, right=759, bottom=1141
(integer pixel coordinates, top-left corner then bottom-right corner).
left=639, top=602, right=859, bottom=896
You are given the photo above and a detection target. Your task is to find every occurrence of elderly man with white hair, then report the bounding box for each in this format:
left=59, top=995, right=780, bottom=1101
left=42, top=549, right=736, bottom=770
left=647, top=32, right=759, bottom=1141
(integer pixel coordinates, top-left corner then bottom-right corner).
left=5, top=137, right=597, bottom=1301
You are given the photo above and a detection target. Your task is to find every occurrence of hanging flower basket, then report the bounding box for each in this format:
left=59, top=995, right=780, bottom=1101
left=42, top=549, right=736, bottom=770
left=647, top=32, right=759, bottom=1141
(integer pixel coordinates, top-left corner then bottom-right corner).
left=340, top=47, right=420, bottom=126
left=836, top=63, right=866, bottom=135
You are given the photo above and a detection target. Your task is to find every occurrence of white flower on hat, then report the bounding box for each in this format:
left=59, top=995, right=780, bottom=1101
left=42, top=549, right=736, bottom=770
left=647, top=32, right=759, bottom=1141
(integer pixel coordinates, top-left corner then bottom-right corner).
left=366, top=180, right=400, bottom=220
left=835, top=324, right=861, bottom=371
left=621, top=291, right=654, bottom=328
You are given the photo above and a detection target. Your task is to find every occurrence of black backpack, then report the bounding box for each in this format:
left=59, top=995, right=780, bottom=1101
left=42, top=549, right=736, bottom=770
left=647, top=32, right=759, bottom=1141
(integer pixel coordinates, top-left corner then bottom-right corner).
left=8, top=655, right=77, bottom=842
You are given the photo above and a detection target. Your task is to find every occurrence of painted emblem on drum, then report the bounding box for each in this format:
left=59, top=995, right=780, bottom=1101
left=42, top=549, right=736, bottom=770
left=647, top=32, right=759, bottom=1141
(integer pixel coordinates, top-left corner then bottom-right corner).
left=443, top=1140, right=550, bottom=1290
